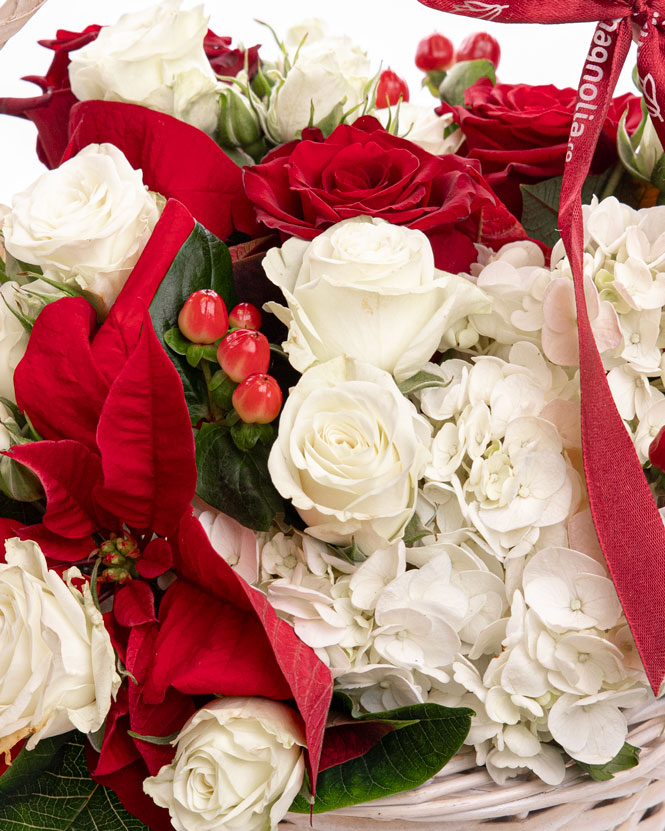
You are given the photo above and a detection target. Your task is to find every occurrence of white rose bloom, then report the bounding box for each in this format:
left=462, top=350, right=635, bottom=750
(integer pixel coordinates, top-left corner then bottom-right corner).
left=265, top=34, right=372, bottom=142
left=0, top=538, right=120, bottom=761
left=375, top=103, right=464, bottom=155
left=144, top=697, right=306, bottom=831
left=2, top=144, right=160, bottom=317
left=268, top=357, right=431, bottom=551
left=68, top=0, right=221, bottom=135
left=264, top=217, right=489, bottom=381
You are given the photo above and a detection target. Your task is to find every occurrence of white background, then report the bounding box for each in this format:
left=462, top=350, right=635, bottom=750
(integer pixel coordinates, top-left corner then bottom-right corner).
left=0, top=0, right=640, bottom=205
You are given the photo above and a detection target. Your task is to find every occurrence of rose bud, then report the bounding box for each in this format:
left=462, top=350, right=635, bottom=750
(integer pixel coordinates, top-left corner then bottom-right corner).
left=229, top=302, right=262, bottom=331
left=376, top=69, right=410, bottom=108
left=415, top=33, right=455, bottom=72
left=232, top=373, right=283, bottom=424
left=178, top=289, right=229, bottom=344
left=649, top=425, right=665, bottom=471
left=217, top=329, right=270, bottom=383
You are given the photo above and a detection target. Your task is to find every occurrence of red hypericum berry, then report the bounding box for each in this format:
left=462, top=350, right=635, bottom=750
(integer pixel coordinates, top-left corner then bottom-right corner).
left=229, top=301, right=262, bottom=331
left=415, top=33, right=455, bottom=72
left=217, top=328, right=270, bottom=382
left=178, top=289, right=229, bottom=344
left=232, top=373, right=283, bottom=424
left=376, top=69, right=410, bottom=108
left=649, top=425, right=665, bottom=471
left=456, top=32, right=501, bottom=68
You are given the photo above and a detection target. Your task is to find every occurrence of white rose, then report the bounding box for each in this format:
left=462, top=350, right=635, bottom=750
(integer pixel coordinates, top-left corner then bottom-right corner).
left=268, top=357, right=431, bottom=551
left=144, top=697, right=305, bottom=831
left=2, top=144, right=160, bottom=317
left=264, top=216, right=490, bottom=381
left=68, top=0, right=221, bottom=135
left=375, top=103, right=464, bottom=156
left=0, top=538, right=120, bottom=761
left=265, top=35, right=372, bottom=142
left=0, top=279, right=68, bottom=403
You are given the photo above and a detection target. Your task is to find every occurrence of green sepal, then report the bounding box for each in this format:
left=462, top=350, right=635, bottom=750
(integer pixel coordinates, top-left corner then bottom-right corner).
left=164, top=327, right=191, bottom=355
left=398, top=370, right=451, bottom=397
left=186, top=343, right=205, bottom=368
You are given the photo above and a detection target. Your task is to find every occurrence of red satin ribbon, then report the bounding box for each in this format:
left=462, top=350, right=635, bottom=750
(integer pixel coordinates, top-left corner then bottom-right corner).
left=417, top=0, right=665, bottom=696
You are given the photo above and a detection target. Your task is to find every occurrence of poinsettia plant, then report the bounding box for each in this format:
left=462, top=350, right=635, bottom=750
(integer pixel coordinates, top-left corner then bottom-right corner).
left=1, top=2, right=665, bottom=830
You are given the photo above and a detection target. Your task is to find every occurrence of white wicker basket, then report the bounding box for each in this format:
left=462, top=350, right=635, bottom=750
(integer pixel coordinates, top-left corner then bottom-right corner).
left=281, top=701, right=665, bottom=831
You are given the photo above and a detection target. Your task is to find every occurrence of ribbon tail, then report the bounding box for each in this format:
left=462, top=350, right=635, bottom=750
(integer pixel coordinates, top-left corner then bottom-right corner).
left=559, top=18, right=665, bottom=697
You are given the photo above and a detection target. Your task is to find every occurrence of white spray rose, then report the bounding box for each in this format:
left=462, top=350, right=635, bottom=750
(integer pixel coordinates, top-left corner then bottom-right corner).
left=144, top=697, right=306, bottom=831
left=265, top=32, right=373, bottom=142
left=68, top=0, right=221, bottom=135
left=2, top=144, right=160, bottom=317
left=264, top=216, right=490, bottom=381
left=268, top=357, right=431, bottom=551
left=0, top=538, right=120, bottom=761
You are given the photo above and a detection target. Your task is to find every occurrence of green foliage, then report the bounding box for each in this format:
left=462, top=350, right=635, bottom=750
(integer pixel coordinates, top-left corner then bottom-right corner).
left=438, top=59, right=495, bottom=106
left=149, top=222, right=236, bottom=424
left=291, top=703, right=473, bottom=813
left=0, top=734, right=149, bottom=829
left=577, top=742, right=640, bottom=781
left=195, top=421, right=284, bottom=531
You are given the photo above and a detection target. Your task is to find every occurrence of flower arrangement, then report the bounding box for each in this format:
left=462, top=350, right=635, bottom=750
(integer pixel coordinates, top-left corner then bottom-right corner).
left=1, top=2, right=665, bottom=830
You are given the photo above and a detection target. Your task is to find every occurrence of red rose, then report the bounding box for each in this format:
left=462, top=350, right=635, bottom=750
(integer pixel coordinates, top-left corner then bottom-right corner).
left=0, top=27, right=259, bottom=170
left=243, top=116, right=533, bottom=273
left=440, top=79, right=642, bottom=215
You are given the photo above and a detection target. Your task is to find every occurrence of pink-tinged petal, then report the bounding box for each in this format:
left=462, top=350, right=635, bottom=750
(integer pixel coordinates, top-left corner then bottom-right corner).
left=14, top=298, right=110, bottom=451
left=6, top=441, right=105, bottom=538
left=66, top=100, right=258, bottom=239
left=593, top=300, right=623, bottom=353
left=94, top=310, right=197, bottom=536
left=91, top=200, right=196, bottom=387
left=17, top=523, right=95, bottom=564
left=173, top=510, right=333, bottom=791
left=137, top=538, right=173, bottom=579
left=114, top=581, right=157, bottom=628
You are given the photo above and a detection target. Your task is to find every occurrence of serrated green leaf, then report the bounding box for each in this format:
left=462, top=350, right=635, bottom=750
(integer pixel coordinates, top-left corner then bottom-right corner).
left=577, top=742, right=640, bottom=781
left=149, top=222, right=236, bottom=425
left=439, top=59, right=495, bottom=106
left=520, top=172, right=612, bottom=247
left=0, top=734, right=149, bottom=829
left=290, top=703, right=473, bottom=813
left=195, top=422, right=284, bottom=531
left=398, top=370, right=450, bottom=397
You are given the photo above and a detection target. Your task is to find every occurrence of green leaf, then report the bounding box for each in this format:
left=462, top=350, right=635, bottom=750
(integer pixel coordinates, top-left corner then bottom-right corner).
left=397, top=370, right=450, bottom=397
left=149, top=222, right=236, bottom=424
left=520, top=171, right=612, bottom=247
left=164, top=327, right=191, bottom=355
left=290, top=703, right=473, bottom=813
left=127, top=730, right=178, bottom=745
left=0, top=734, right=149, bottom=829
left=195, top=422, right=285, bottom=531
left=577, top=742, right=640, bottom=781
left=186, top=343, right=205, bottom=368
left=438, top=59, right=495, bottom=106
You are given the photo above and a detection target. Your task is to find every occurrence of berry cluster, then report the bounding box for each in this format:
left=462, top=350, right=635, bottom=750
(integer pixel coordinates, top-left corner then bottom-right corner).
left=415, top=30, right=501, bottom=73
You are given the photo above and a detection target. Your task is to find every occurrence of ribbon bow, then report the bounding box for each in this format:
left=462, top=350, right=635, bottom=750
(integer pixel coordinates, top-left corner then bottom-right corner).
left=417, top=0, right=665, bottom=696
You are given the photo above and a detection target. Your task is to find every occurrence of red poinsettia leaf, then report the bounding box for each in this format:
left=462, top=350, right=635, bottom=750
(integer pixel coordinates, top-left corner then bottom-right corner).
left=103, top=611, right=128, bottom=665
left=93, top=310, right=197, bottom=536
left=114, top=581, right=157, bottom=628
left=319, top=722, right=395, bottom=773
left=137, top=538, right=173, bottom=579
left=14, top=298, right=111, bottom=451
left=66, top=100, right=258, bottom=239
left=17, top=523, right=95, bottom=564
left=91, top=200, right=195, bottom=387
left=7, top=441, right=104, bottom=538
left=90, top=686, right=140, bottom=777
left=174, top=511, right=333, bottom=790
left=86, top=748, right=174, bottom=831
left=126, top=623, right=195, bottom=775
left=146, top=580, right=292, bottom=703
